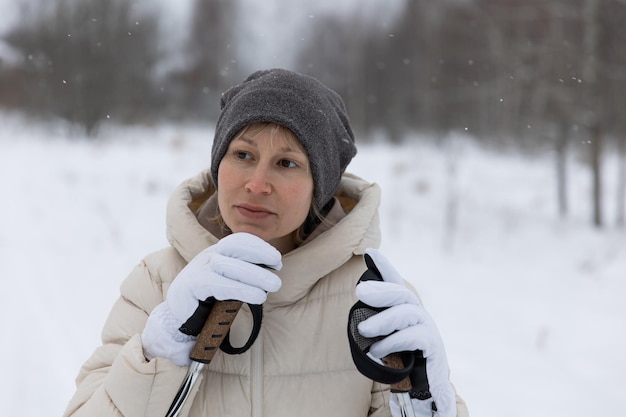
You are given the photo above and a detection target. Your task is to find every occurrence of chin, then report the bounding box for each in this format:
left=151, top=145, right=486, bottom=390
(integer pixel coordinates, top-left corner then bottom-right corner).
left=229, top=224, right=270, bottom=240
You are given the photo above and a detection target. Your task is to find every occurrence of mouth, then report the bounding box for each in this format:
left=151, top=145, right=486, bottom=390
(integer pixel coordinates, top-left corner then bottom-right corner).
left=235, top=203, right=276, bottom=220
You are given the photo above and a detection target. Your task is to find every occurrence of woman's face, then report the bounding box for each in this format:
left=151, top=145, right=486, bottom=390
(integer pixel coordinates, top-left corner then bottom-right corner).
left=217, top=125, right=314, bottom=253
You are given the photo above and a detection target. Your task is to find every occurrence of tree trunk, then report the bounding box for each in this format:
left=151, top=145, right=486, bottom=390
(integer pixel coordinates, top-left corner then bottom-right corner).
left=583, top=0, right=603, bottom=228
left=590, top=122, right=603, bottom=227
left=555, top=120, right=569, bottom=218
left=617, top=133, right=626, bottom=227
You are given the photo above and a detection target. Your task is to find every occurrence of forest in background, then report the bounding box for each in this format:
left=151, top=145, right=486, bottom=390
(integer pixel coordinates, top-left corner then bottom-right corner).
left=0, top=0, right=625, bottom=227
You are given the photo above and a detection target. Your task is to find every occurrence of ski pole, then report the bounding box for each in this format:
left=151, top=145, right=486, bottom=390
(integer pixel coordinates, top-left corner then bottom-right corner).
left=382, top=355, right=417, bottom=417
left=165, top=300, right=243, bottom=417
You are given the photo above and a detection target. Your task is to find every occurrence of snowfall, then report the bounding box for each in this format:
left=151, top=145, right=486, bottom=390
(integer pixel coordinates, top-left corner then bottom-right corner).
left=0, top=112, right=624, bottom=417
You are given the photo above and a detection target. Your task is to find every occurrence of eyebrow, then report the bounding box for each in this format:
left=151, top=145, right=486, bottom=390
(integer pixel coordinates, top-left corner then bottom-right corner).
left=234, top=136, right=305, bottom=154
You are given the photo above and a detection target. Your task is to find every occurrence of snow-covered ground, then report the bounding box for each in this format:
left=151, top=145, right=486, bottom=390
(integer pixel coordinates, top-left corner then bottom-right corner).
left=1, top=113, right=624, bottom=417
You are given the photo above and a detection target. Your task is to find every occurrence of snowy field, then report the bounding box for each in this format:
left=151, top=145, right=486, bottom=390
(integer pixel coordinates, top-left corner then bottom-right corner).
left=1, top=112, right=624, bottom=417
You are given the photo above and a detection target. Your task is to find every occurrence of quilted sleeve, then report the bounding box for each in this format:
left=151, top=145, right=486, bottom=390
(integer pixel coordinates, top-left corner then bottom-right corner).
left=62, top=250, right=191, bottom=417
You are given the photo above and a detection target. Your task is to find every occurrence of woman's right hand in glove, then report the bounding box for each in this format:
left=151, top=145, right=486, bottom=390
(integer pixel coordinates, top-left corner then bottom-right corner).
left=141, top=232, right=283, bottom=366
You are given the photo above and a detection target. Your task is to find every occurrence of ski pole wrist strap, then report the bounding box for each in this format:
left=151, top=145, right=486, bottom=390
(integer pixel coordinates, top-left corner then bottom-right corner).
left=179, top=297, right=263, bottom=355
left=347, top=256, right=432, bottom=400
left=347, top=300, right=415, bottom=384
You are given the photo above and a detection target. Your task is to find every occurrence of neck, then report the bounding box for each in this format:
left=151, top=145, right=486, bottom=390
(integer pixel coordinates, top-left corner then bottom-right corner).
left=269, top=233, right=297, bottom=254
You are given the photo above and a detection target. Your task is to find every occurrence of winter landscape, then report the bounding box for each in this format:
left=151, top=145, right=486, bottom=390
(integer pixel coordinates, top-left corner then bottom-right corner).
left=1, top=112, right=624, bottom=417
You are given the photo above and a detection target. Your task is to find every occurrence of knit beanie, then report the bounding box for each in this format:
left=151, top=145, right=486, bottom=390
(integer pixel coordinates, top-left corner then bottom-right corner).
left=210, top=68, right=357, bottom=209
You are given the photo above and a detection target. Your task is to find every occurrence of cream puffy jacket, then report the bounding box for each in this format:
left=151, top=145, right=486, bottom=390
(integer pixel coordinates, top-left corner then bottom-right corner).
left=63, top=170, right=468, bottom=417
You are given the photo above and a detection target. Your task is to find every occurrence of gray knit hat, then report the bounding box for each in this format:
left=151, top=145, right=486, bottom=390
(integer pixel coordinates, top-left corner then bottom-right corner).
left=210, top=68, right=357, bottom=209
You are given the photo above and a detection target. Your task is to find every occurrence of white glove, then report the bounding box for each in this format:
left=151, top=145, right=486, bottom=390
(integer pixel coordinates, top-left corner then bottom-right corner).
left=356, top=248, right=456, bottom=417
left=141, top=232, right=282, bottom=366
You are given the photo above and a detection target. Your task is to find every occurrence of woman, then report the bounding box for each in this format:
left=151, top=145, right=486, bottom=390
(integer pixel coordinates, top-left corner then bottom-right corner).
left=63, top=69, right=469, bottom=417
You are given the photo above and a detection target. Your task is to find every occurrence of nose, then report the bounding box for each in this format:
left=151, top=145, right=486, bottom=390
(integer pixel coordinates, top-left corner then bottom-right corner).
left=244, top=165, right=272, bottom=195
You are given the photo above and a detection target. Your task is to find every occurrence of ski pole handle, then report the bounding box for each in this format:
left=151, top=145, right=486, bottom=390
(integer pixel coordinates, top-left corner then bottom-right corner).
left=165, top=300, right=244, bottom=417
left=189, top=300, right=243, bottom=363
left=382, top=355, right=413, bottom=393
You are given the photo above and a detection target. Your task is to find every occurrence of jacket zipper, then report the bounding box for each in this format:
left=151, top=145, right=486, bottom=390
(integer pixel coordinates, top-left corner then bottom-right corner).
left=250, top=328, right=263, bottom=417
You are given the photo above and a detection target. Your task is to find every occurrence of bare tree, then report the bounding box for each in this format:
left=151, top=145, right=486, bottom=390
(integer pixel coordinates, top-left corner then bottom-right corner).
left=295, top=13, right=367, bottom=133
left=618, top=134, right=626, bottom=227
left=3, top=0, right=161, bottom=135
left=581, top=0, right=604, bottom=227
left=176, top=0, right=241, bottom=120
left=600, top=0, right=626, bottom=226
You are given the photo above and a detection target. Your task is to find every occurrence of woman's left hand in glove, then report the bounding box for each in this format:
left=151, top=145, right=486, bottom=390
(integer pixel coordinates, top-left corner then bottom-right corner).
left=356, top=248, right=457, bottom=417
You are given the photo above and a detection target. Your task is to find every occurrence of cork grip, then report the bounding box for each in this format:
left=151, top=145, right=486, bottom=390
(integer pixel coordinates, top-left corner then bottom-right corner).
left=189, top=300, right=243, bottom=364
left=382, top=354, right=413, bottom=393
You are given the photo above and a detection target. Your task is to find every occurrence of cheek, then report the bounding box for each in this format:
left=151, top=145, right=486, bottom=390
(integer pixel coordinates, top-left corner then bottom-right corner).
left=289, top=181, right=314, bottom=213
left=289, top=182, right=312, bottom=198
left=217, top=163, right=230, bottom=188
left=216, top=164, right=237, bottom=211
left=217, top=162, right=241, bottom=191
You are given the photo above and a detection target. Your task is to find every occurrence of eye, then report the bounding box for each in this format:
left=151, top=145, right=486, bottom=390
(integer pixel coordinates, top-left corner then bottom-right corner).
left=279, top=159, right=297, bottom=168
left=235, top=150, right=252, bottom=160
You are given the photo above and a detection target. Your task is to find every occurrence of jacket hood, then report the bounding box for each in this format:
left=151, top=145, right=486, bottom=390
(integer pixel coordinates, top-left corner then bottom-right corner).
left=165, top=170, right=220, bottom=262
left=165, top=170, right=381, bottom=307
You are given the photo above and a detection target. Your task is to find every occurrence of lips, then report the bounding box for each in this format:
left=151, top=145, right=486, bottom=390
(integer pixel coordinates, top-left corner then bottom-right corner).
left=235, top=203, right=276, bottom=220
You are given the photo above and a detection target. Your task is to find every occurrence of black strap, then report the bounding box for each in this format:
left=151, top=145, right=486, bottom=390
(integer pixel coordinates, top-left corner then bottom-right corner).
left=409, top=351, right=432, bottom=400
left=179, top=297, right=216, bottom=336
left=347, top=254, right=431, bottom=398
left=347, top=300, right=415, bottom=384
left=179, top=297, right=263, bottom=355
left=220, top=303, right=262, bottom=354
